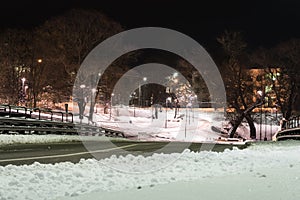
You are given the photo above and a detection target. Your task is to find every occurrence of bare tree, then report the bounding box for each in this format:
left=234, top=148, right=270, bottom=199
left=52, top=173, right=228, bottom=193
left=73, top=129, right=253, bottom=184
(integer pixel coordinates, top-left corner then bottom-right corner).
left=0, top=29, right=33, bottom=105
left=176, top=59, right=210, bottom=105
left=217, top=30, right=258, bottom=138
left=37, top=8, right=123, bottom=87
left=35, top=8, right=124, bottom=116
left=252, top=39, right=300, bottom=121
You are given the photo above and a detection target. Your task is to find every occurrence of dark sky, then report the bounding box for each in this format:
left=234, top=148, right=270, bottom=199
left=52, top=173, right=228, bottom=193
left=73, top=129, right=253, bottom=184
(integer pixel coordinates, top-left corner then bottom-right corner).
left=1, top=0, right=300, bottom=50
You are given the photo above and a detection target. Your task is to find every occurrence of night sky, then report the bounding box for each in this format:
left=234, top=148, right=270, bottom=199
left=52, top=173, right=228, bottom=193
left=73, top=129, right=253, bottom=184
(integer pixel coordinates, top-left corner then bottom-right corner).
left=1, top=0, right=299, bottom=50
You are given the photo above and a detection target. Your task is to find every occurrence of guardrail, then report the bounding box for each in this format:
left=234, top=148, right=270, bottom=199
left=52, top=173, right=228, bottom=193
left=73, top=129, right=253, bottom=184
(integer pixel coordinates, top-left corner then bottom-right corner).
left=0, top=104, right=125, bottom=138
left=0, top=117, right=125, bottom=138
left=0, top=104, right=73, bottom=123
left=0, top=104, right=31, bottom=118
left=273, top=115, right=300, bottom=141
left=285, top=116, right=300, bottom=129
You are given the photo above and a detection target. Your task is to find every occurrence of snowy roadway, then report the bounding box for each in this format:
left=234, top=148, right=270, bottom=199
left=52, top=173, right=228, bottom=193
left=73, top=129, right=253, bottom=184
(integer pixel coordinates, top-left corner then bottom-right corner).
left=0, top=137, right=249, bottom=166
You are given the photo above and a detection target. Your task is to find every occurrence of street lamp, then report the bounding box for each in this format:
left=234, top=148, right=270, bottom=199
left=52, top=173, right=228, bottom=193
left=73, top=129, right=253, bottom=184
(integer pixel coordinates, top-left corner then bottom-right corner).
left=138, top=77, right=147, bottom=107
left=21, top=78, right=26, bottom=105
left=165, top=97, right=172, bottom=128
left=91, top=88, right=97, bottom=117
left=132, top=92, right=136, bottom=117
left=110, top=93, right=114, bottom=120
left=21, top=77, right=26, bottom=86
left=78, top=84, right=86, bottom=123
left=24, top=85, right=28, bottom=106
left=173, top=72, right=178, bottom=78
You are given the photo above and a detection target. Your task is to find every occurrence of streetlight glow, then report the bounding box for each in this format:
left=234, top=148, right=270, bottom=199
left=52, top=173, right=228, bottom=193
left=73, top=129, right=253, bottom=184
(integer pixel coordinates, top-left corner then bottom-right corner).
left=257, top=90, right=263, bottom=97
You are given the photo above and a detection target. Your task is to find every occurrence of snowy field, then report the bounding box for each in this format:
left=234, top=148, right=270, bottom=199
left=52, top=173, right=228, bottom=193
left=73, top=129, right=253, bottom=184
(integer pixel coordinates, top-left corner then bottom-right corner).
left=90, top=106, right=281, bottom=141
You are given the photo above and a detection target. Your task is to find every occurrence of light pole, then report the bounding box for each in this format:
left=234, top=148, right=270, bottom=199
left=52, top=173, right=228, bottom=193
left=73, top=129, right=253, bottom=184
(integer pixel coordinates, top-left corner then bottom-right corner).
left=21, top=77, right=26, bottom=88
left=21, top=78, right=26, bottom=105
left=24, top=85, right=28, bottom=106
left=165, top=97, right=171, bottom=128
left=79, top=84, right=86, bottom=123
left=138, top=77, right=147, bottom=107
left=89, top=88, right=97, bottom=122
left=132, top=92, right=136, bottom=117
left=110, top=93, right=114, bottom=120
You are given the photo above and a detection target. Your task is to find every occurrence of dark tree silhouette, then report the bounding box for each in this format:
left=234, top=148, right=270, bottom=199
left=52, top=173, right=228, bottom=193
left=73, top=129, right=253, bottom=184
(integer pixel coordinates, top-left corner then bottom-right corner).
left=217, top=30, right=258, bottom=139
left=251, top=38, right=300, bottom=120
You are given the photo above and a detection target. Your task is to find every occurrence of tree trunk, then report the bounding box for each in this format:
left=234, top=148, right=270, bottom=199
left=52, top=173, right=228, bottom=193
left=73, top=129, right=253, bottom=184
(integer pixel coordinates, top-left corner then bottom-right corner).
left=245, top=114, right=256, bottom=139
left=229, top=113, right=244, bottom=138
left=33, top=92, right=37, bottom=108
left=88, top=101, right=95, bottom=122
left=229, top=96, right=264, bottom=138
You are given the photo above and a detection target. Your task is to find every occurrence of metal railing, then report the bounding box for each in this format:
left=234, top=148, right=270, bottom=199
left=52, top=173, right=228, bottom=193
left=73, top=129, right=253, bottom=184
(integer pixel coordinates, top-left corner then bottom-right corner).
left=0, top=104, right=73, bottom=123
left=285, top=116, right=300, bottom=129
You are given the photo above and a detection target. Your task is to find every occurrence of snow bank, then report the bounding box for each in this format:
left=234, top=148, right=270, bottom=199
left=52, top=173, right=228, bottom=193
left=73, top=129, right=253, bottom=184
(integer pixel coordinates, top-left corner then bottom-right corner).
left=0, top=134, right=81, bottom=146
left=1, top=141, right=300, bottom=200
left=0, top=134, right=114, bottom=147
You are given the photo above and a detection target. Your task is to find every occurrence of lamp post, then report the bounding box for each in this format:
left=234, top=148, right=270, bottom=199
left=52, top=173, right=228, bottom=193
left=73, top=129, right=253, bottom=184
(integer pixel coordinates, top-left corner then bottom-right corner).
left=110, top=93, right=114, bottom=120
left=21, top=78, right=26, bottom=105
left=79, top=84, right=86, bottom=123
left=138, top=77, right=147, bottom=107
left=132, top=92, right=136, bottom=117
left=165, top=97, right=172, bottom=128
left=24, top=85, right=28, bottom=106
left=90, top=88, right=97, bottom=123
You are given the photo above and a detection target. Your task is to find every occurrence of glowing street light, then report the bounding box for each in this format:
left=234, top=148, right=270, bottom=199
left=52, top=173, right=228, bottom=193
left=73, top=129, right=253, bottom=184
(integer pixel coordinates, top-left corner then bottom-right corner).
left=165, top=97, right=172, bottom=128
left=91, top=88, right=97, bottom=94
left=139, top=77, right=147, bottom=107
left=20, top=78, right=26, bottom=105
left=257, top=90, right=263, bottom=97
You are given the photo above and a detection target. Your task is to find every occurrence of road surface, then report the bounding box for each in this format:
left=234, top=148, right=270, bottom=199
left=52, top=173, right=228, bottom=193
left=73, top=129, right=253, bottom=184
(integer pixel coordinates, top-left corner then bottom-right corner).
left=0, top=139, right=249, bottom=166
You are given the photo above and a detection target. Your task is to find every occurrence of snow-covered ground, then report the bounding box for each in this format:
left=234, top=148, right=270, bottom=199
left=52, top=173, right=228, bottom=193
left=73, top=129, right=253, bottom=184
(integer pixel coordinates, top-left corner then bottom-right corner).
left=1, top=140, right=300, bottom=200
left=1, top=106, right=292, bottom=200
left=89, top=106, right=281, bottom=141
left=2, top=105, right=281, bottom=142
